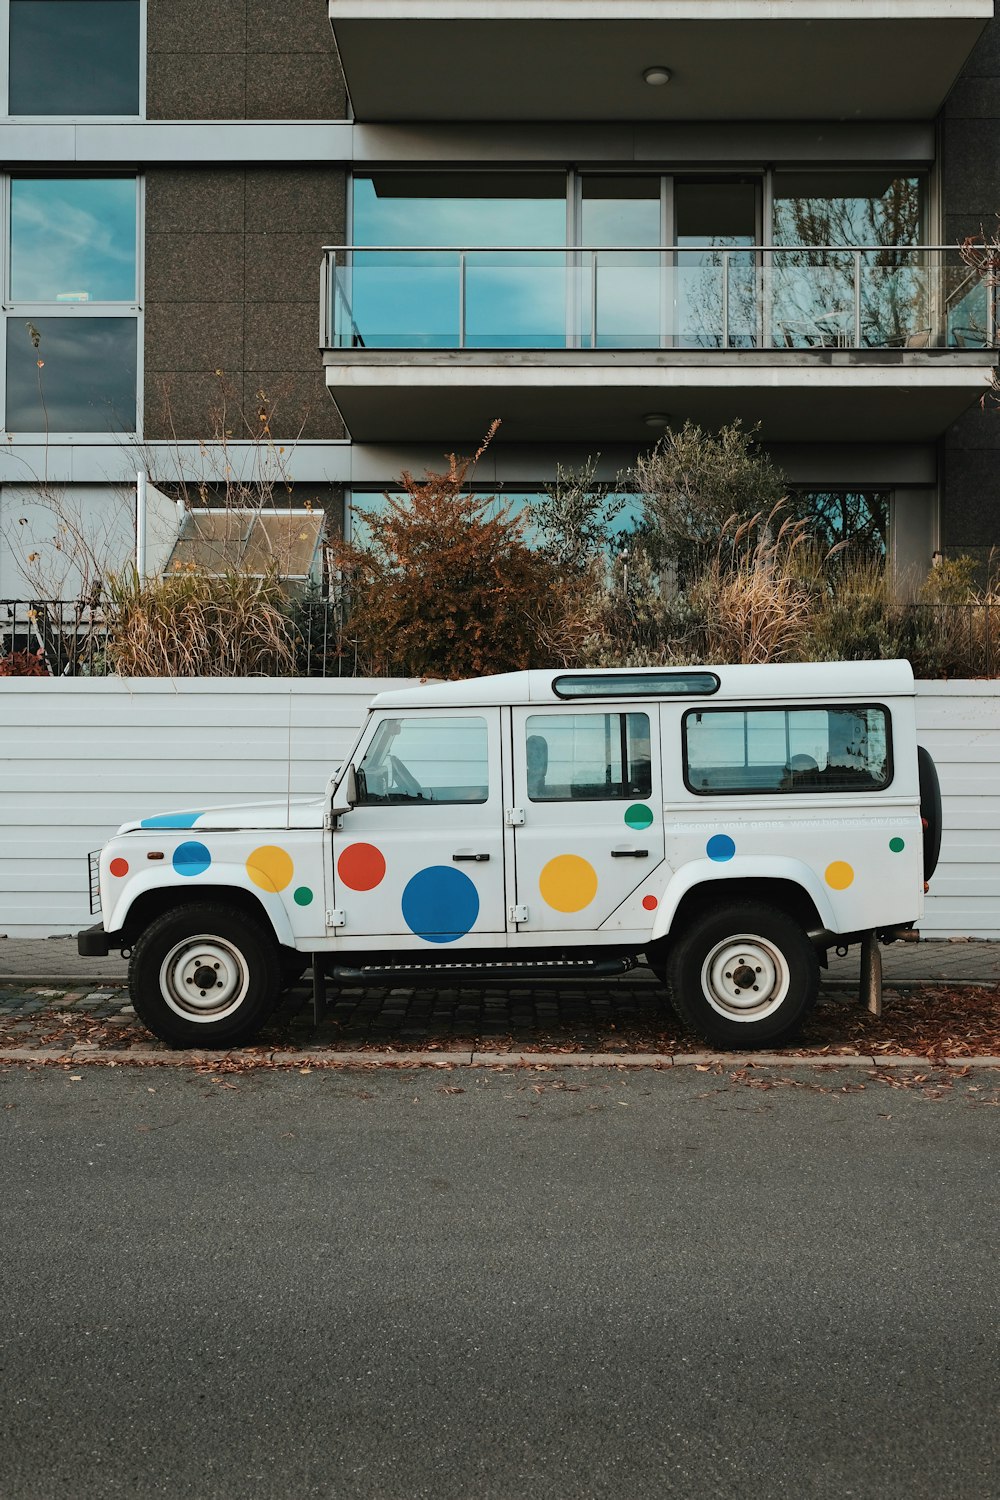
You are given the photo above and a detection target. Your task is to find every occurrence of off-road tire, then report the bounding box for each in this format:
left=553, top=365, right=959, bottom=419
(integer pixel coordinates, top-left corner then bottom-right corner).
left=129, top=902, right=281, bottom=1048
left=666, top=900, right=819, bottom=1050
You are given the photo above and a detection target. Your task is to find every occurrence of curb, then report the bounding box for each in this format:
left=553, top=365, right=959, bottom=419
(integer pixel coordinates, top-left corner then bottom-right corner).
left=1, top=1045, right=998, bottom=1071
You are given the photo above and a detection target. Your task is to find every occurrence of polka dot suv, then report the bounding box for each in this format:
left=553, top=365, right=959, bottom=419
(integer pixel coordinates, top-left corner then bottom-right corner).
left=80, top=660, right=936, bottom=1052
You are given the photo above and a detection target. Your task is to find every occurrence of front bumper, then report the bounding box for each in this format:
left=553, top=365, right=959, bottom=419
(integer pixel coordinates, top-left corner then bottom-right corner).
left=77, top=923, right=115, bottom=958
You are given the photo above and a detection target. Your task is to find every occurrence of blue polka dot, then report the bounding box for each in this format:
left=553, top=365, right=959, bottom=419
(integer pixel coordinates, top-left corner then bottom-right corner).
left=401, top=866, right=480, bottom=944
left=173, top=841, right=212, bottom=878
left=706, top=834, right=736, bottom=863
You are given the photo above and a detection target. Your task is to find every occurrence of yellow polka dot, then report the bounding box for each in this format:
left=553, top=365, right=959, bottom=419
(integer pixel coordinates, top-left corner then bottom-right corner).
left=539, top=854, right=599, bottom=913
left=825, top=860, right=855, bottom=891
left=246, top=845, right=294, bottom=893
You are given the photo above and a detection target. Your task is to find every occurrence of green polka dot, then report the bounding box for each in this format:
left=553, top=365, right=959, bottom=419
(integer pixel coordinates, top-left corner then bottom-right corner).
left=889, top=837, right=905, bottom=854
left=624, top=804, right=654, bottom=830
left=293, top=886, right=314, bottom=906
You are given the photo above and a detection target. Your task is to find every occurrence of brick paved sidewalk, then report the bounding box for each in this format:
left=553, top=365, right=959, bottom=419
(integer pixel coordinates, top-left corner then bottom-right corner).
left=3, top=933, right=1000, bottom=986
left=1, top=944, right=998, bottom=1064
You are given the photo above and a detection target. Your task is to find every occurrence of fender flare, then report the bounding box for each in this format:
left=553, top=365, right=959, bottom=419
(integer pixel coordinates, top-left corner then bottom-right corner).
left=103, top=864, right=297, bottom=949
left=648, top=855, right=838, bottom=942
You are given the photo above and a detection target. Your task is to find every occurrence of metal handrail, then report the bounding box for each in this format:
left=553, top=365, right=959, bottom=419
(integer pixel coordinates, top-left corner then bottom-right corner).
left=321, top=242, right=985, bottom=254
left=321, top=243, right=996, bottom=352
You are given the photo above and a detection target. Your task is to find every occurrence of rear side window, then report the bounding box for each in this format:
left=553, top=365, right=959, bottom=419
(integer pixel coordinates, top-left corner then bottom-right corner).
left=526, top=712, right=651, bottom=801
left=683, top=705, right=891, bottom=795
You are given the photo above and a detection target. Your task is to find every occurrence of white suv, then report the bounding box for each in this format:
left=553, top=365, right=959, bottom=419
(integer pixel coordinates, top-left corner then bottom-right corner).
left=79, top=660, right=940, bottom=1051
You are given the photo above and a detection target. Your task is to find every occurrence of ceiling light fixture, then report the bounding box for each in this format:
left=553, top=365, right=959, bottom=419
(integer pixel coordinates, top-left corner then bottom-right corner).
left=643, top=412, right=671, bottom=429
left=643, top=66, right=672, bottom=86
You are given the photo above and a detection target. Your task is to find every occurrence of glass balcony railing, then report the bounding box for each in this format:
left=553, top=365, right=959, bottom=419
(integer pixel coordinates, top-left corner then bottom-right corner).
left=321, top=245, right=995, bottom=353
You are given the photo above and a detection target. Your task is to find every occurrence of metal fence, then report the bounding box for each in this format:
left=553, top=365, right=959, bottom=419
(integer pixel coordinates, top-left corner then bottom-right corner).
left=0, top=598, right=362, bottom=679
left=4, top=597, right=1000, bottom=679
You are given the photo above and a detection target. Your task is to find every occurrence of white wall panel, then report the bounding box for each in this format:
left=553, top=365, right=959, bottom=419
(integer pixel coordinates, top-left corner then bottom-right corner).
left=0, top=676, right=996, bottom=939
left=915, top=682, right=1000, bottom=937
left=0, top=678, right=410, bottom=937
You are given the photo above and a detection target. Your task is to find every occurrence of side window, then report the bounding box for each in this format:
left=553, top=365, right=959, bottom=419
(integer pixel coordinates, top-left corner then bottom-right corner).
left=684, top=705, right=891, bottom=794
left=526, top=712, right=651, bottom=801
left=356, top=716, right=489, bottom=805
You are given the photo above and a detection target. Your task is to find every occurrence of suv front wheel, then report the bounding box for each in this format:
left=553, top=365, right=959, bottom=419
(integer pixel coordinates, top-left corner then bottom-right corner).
left=129, top=902, right=281, bottom=1048
left=666, top=901, right=819, bottom=1049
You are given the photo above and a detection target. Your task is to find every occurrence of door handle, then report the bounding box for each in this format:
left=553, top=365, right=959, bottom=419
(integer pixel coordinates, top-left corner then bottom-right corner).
left=611, top=848, right=648, bottom=858
left=453, top=852, right=490, bottom=862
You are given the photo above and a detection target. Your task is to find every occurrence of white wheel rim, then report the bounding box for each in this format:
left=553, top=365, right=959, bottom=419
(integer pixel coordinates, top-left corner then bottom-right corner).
left=700, top=932, right=790, bottom=1023
left=159, top=935, right=251, bottom=1024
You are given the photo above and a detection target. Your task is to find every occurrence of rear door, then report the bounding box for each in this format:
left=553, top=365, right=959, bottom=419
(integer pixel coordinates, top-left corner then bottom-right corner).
left=510, top=705, right=666, bottom=932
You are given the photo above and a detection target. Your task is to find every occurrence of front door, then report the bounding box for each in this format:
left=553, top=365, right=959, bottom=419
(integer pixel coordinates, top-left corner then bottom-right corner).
left=510, top=705, right=666, bottom=933
left=331, top=709, right=506, bottom=945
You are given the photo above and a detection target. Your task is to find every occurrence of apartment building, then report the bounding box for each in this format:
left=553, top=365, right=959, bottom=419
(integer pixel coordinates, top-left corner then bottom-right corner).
left=0, top=0, right=998, bottom=600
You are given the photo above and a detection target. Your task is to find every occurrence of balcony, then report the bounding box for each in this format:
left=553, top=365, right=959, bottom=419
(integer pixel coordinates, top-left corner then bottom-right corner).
left=320, top=244, right=997, bottom=444
left=328, top=1, right=990, bottom=123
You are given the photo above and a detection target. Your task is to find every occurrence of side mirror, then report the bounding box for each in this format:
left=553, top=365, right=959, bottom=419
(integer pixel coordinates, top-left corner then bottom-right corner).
left=331, top=764, right=358, bottom=812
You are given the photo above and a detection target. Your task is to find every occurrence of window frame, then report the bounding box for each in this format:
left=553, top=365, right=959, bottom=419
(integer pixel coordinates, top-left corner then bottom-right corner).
left=1, top=170, right=143, bottom=439
left=681, top=701, right=894, bottom=797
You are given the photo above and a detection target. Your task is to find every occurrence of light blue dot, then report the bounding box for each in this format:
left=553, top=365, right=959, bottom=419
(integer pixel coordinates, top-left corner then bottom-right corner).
left=706, top=834, right=736, bottom=863
left=173, top=841, right=212, bottom=878
left=401, top=866, right=479, bottom=944
left=141, top=811, right=203, bottom=829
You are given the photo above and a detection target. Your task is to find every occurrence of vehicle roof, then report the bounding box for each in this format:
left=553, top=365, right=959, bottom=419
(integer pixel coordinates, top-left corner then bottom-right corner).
left=370, top=660, right=915, bottom=710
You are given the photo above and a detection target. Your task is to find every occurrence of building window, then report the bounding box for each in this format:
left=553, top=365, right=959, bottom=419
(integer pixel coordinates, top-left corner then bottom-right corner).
left=3, top=174, right=139, bottom=434
left=8, top=0, right=141, bottom=116
left=793, top=491, right=889, bottom=562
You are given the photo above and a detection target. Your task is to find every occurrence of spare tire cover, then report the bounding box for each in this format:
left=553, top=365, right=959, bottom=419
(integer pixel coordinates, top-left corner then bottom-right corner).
left=917, top=745, right=942, bottom=882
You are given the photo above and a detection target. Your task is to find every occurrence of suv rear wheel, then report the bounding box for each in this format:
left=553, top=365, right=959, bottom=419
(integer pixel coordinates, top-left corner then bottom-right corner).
left=666, top=900, right=819, bottom=1049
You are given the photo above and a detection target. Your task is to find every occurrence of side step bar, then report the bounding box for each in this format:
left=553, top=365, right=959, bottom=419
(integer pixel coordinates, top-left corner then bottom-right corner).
left=311, top=954, right=639, bottom=1026
left=331, top=956, right=637, bottom=986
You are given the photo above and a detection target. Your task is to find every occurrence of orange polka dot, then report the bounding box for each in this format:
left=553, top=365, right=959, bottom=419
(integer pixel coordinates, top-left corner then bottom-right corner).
left=109, top=857, right=129, bottom=877
left=642, top=894, right=658, bottom=911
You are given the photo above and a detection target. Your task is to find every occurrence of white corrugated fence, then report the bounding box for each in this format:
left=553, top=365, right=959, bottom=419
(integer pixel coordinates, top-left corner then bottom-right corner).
left=0, top=676, right=996, bottom=938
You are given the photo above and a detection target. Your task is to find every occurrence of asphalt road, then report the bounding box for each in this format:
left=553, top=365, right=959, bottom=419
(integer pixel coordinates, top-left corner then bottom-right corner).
left=1, top=1063, right=997, bottom=1500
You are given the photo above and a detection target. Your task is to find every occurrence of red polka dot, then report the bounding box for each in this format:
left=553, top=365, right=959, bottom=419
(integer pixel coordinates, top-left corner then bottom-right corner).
left=642, top=894, right=658, bottom=911
left=337, top=842, right=386, bottom=892
left=109, top=857, right=129, bottom=878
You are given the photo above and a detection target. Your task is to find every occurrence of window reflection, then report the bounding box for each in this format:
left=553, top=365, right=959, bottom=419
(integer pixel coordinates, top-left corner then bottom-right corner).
left=352, top=174, right=567, bottom=350
left=9, top=1, right=140, bottom=116
left=772, top=173, right=925, bottom=348
left=6, top=318, right=137, bottom=432
left=10, top=178, right=137, bottom=302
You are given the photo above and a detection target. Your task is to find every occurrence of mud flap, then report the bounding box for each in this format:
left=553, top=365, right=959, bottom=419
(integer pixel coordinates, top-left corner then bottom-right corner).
left=860, top=930, right=883, bottom=1017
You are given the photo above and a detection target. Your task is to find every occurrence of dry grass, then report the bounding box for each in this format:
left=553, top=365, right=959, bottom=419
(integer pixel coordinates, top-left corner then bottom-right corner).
left=693, top=507, right=814, bottom=665
left=103, top=570, right=297, bottom=677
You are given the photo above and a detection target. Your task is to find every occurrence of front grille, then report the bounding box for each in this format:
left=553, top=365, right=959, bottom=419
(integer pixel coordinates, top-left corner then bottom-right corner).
left=88, top=851, right=101, bottom=916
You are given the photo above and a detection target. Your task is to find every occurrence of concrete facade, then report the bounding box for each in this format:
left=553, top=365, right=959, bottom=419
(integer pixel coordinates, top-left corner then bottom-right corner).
left=0, top=2, right=997, bottom=590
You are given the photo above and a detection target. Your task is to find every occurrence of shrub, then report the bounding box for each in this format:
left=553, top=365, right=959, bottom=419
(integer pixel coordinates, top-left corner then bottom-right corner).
left=334, top=432, right=575, bottom=678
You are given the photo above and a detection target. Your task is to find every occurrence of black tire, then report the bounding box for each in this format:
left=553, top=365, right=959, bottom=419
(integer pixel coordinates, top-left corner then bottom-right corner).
left=128, top=903, right=281, bottom=1048
left=917, top=745, right=942, bottom=882
left=665, top=901, right=819, bottom=1050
